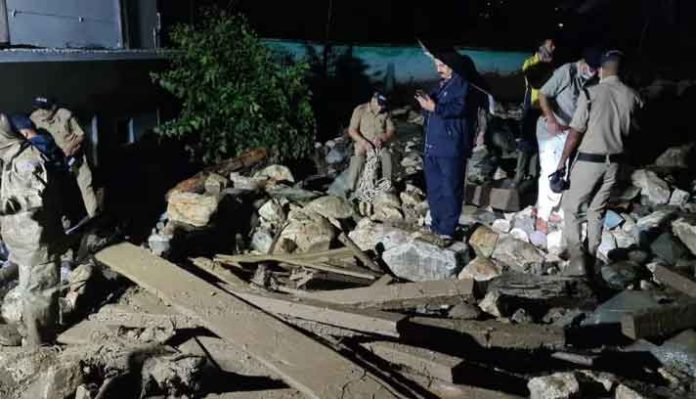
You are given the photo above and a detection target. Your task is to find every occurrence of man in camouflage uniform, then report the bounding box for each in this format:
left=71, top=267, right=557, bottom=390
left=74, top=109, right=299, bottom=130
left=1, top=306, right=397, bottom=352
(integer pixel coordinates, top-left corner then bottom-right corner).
left=0, top=113, right=63, bottom=346
left=31, top=97, right=98, bottom=217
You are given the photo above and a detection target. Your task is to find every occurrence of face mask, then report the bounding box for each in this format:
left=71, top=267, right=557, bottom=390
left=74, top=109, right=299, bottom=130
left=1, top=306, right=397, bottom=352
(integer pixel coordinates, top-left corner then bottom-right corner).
left=581, top=67, right=595, bottom=80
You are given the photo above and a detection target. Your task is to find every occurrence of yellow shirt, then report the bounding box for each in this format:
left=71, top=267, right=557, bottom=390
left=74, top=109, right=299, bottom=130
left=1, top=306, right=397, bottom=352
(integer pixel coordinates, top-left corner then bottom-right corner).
left=522, top=53, right=542, bottom=107
left=348, top=103, right=395, bottom=140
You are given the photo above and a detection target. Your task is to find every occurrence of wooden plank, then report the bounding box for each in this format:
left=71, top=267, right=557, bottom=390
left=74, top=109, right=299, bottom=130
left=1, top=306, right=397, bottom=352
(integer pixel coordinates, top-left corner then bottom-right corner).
left=96, top=243, right=400, bottom=399
left=654, top=265, right=696, bottom=297
left=58, top=320, right=117, bottom=345
left=190, top=258, right=405, bottom=337
left=89, top=304, right=199, bottom=329
left=215, top=248, right=353, bottom=264
left=338, top=232, right=384, bottom=273
left=620, top=301, right=696, bottom=340
left=372, top=274, right=396, bottom=287
left=293, top=279, right=474, bottom=310
left=361, top=341, right=464, bottom=383
left=407, top=317, right=566, bottom=350
left=402, top=370, right=525, bottom=399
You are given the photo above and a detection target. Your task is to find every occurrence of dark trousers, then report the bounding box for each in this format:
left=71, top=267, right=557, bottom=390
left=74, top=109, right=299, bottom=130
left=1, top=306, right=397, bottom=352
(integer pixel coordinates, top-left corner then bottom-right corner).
left=425, top=155, right=466, bottom=237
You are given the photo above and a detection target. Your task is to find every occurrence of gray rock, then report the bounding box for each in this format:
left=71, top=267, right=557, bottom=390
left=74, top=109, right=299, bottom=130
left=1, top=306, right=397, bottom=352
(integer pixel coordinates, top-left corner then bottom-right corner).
left=258, top=199, right=285, bottom=227
left=654, top=143, right=694, bottom=169
left=457, top=257, right=502, bottom=282
left=204, top=173, right=228, bottom=195
left=371, top=192, right=404, bottom=222
left=382, top=240, right=468, bottom=282
left=631, top=169, right=671, bottom=206
left=672, top=217, right=696, bottom=256
left=511, top=308, right=533, bottom=324
left=326, top=146, right=348, bottom=164
left=251, top=229, right=274, bottom=254
left=600, top=261, right=643, bottom=290
left=650, top=232, right=688, bottom=265
left=327, top=169, right=351, bottom=197
left=512, top=216, right=536, bottom=237
left=627, top=249, right=650, bottom=265
left=142, top=354, right=205, bottom=397
left=669, top=188, right=691, bottom=208
left=148, top=232, right=172, bottom=257
left=613, top=229, right=639, bottom=249
left=266, top=185, right=321, bottom=203
left=275, top=211, right=335, bottom=254
left=304, top=195, right=354, bottom=220
left=254, top=164, right=295, bottom=183
left=509, top=227, right=531, bottom=243
left=527, top=372, right=581, bottom=399
left=468, top=225, right=499, bottom=258
left=348, top=219, right=410, bottom=252
left=491, top=235, right=545, bottom=272
left=491, top=219, right=511, bottom=233
left=25, top=361, right=85, bottom=399
left=166, top=192, right=219, bottom=227
left=636, top=209, right=676, bottom=231
left=583, top=290, right=661, bottom=326
left=448, top=303, right=482, bottom=319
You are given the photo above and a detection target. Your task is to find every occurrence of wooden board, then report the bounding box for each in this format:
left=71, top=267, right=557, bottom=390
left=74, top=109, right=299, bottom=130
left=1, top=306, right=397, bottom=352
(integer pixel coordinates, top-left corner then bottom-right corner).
left=361, top=341, right=465, bottom=383
left=90, top=304, right=199, bottom=329
left=96, top=243, right=401, bottom=399
left=295, top=279, right=474, bottom=310
left=654, top=265, right=696, bottom=297
left=408, top=317, right=566, bottom=350
left=191, top=258, right=406, bottom=337
left=620, top=300, right=696, bottom=340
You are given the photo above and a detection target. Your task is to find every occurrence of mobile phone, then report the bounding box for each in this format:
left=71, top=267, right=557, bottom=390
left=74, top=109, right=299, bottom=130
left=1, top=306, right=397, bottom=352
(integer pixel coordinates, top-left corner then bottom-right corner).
left=415, top=89, right=426, bottom=98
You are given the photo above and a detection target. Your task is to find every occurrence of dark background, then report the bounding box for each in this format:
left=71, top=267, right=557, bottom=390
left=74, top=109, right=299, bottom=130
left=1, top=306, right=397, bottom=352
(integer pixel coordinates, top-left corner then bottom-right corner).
left=159, top=0, right=696, bottom=76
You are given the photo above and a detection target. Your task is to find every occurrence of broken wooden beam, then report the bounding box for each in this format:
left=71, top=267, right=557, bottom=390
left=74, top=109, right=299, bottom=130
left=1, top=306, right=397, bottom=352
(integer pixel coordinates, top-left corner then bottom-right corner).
left=338, top=232, right=384, bottom=273
left=361, top=341, right=465, bottom=383
left=402, top=370, right=525, bottom=399
left=215, top=248, right=353, bottom=264
left=190, top=257, right=405, bottom=337
left=654, top=265, right=696, bottom=297
left=406, top=317, right=566, bottom=350
left=620, top=300, right=696, bottom=340
left=167, top=148, right=268, bottom=196
left=96, top=243, right=401, bottom=399
left=292, top=279, right=474, bottom=310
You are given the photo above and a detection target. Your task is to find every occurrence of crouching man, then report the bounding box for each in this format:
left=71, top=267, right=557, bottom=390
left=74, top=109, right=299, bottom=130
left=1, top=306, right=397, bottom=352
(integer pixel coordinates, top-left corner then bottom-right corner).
left=0, top=114, right=64, bottom=346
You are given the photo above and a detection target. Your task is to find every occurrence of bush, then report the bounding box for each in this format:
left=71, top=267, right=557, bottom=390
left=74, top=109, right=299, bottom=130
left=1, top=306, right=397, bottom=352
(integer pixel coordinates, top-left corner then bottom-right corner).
left=152, top=10, right=316, bottom=164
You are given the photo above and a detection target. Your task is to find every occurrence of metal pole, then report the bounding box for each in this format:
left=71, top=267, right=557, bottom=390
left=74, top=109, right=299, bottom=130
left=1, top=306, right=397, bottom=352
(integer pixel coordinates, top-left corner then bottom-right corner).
left=0, top=0, right=10, bottom=45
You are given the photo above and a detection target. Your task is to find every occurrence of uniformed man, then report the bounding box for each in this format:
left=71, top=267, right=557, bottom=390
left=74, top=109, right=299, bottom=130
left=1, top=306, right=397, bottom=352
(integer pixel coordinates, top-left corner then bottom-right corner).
left=347, top=92, right=396, bottom=191
left=535, top=48, right=601, bottom=232
left=30, top=97, right=98, bottom=217
left=0, top=113, right=63, bottom=347
left=556, top=50, right=642, bottom=275
left=416, top=49, right=472, bottom=244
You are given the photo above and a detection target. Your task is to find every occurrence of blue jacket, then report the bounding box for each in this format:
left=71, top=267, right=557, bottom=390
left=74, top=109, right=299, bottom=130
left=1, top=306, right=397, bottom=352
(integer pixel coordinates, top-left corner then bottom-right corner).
left=29, top=133, right=67, bottom=172
left=424, top=74, right=471, bottom=158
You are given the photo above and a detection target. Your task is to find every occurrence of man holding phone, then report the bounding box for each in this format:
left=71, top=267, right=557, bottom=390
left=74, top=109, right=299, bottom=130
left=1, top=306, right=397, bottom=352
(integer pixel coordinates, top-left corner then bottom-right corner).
left=347, top=92, right=396, bottom=192
left=416, top=48, right=472, bottom=245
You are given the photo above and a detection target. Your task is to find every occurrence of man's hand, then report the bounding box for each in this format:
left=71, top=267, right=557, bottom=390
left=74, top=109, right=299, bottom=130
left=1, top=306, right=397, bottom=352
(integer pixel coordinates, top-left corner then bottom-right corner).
left=415, top=93, right=436, bottom=112
left=545, top=116, right=567, bottom=134
left=359, top=138, right=374, bottom=153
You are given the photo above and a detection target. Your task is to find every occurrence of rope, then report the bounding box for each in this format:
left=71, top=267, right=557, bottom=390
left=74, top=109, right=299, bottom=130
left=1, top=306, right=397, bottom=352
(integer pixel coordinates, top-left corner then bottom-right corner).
left=353, top=148, right=392, bottom=202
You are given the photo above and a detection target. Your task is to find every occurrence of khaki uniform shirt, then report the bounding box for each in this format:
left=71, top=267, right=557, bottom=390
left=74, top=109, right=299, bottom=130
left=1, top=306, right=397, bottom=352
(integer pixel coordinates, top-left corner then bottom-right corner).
left=30, top=108, right=85, bottom=155
left=349, top=103, right=395, bottom=140
left=540, top=62, right=591, bottom=126
left=570, top=75, right=642, bottom=154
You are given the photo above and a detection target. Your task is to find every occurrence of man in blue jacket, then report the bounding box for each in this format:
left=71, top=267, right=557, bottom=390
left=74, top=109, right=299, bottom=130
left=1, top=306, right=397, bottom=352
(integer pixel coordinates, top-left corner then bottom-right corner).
left=416, top=49, right=472, bottom=244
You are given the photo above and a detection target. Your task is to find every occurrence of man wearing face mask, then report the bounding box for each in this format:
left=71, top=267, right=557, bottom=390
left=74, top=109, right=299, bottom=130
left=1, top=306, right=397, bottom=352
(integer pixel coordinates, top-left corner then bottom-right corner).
left=556, top=51, right=642, bottom=276
left=534, top=48, right=601, bottom=233
left=416, top=48, right=471, bottom=245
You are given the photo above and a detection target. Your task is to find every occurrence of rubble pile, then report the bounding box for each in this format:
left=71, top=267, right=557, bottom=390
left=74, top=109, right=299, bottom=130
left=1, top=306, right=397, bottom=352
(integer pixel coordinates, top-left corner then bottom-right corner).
left=0, top=108, right=695, bottom=398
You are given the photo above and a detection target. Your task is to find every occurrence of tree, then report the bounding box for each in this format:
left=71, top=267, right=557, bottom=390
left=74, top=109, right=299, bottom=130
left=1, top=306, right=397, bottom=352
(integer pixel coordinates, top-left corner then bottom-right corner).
left=152, top=10, right=316, bottom=164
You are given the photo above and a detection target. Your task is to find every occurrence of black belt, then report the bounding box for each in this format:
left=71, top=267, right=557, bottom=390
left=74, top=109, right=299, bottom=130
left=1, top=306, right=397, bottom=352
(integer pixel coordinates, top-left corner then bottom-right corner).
left=576, top=152, right=624, bottom=163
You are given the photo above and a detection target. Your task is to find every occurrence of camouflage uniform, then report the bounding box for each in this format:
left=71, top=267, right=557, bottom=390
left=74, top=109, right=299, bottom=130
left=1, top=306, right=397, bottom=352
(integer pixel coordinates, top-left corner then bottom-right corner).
left=0, top=114, right=63, bottom=346
left=31, top=107, right=97, bottom=217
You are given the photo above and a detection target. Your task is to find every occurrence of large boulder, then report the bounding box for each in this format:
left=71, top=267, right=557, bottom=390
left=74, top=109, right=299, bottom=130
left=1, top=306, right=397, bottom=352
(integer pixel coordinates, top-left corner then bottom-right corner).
left=636, top=209, right=677, bottom=232
left=650, top=232, right=688, bottom=265
left=672, top=217, right=696, bottom=256
left=669, top=188, right=691, bottom=208
left=166, top=192, right=219, bottom=227
left=304, top=195, right=354, bottom=220
left=348, top=219, right=411, bottom=252
left=458, top=257, right=502, bottom=282
left=600, top=261, right=643, bottom=290
left=631, top=170, right=671, bottom=206
left=491, top=235, right=545, bottom=272
left=527, top=372, right=581, bottom=399
left=654, top=143, right=695, bottom=169
left=468, top=225, right=500, bottom=258
left=382, top=240, right=468, bottom=282
left=275, top=211, right=335, bottom=254
left=371, top=192, right=404, bottom=222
